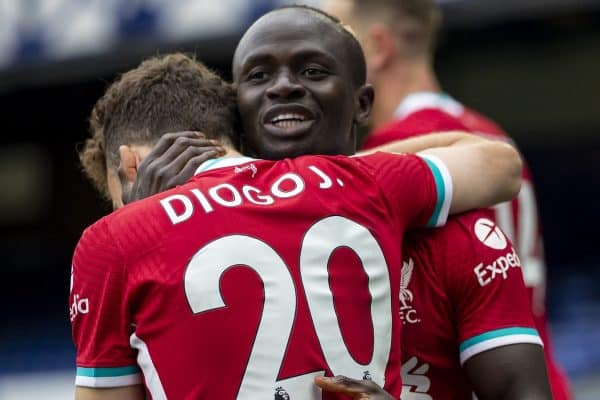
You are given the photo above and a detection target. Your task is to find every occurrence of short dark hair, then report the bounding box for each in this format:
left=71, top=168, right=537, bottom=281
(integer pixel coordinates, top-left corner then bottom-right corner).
left=80, top=53, right=238, bottom=198
left=264, top=5, right=367, bottom=87
left=349, top=0, right=442, bottom=56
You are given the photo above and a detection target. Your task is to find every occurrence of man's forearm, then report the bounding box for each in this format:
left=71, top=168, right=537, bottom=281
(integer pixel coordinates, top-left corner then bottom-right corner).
left=358, top=131, right=482, bottom=155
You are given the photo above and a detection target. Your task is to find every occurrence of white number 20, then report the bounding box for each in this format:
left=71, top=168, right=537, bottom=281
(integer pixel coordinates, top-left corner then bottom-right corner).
left=184, top=216, right=392, bottom=399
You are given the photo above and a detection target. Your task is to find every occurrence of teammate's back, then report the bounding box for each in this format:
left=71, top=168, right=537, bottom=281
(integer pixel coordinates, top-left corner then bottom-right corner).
left=71, top=153, right=448, bottom=399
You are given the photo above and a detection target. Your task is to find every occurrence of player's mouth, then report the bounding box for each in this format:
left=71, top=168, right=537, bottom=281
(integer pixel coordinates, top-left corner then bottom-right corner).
left=263, top=106, right=316, bottom=138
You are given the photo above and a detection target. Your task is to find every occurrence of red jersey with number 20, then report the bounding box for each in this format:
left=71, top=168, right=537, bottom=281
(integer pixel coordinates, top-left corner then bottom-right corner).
left=70, top=152, right=452, bottom=400
left=362, top=92, right=571, bottom=400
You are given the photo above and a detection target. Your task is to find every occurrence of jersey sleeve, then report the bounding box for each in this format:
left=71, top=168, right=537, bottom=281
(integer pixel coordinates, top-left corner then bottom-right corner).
left=442, top=214, right=543, bottom=365
left=70, top=217, right=142, bottom=387
left=359, top=152, right=453, bottom=228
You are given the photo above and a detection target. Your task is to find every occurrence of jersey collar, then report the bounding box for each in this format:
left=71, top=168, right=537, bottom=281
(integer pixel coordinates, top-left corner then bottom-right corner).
left=194, top=156, right=257, bottom=175
left=394, top=91, right=464, bottom=119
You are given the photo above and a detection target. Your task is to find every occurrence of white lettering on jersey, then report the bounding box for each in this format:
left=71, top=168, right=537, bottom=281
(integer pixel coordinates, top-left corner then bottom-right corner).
left=160, top=194, right=194, bottom=224
left=242, top=185, right=275, bottom=205
left=184, top=216, right=392, bottom=399
left=70, top=293, right=89, bottom=321
left=160, top=167, right=340, bottom=225
left=399, top=258, right=420, bottom=325
left=208, top=183, right=243, bottom=207
left=271, top=173, right=305, bottom=198
left=308, top=165, right=332, bottom=189
left=401, top=357, right=432, bottom=400
left=474, top=247, right=521, bottom=287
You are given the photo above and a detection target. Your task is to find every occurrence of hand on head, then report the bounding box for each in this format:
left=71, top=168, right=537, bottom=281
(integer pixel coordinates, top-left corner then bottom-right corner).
left=117, top=131, right=225, bottom=207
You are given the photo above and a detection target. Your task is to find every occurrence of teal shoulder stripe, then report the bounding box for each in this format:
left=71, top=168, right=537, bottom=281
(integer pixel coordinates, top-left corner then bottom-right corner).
left=460, top=327, right=539, bottom=352
left=197, top=158, right=222, bottom=173
left=77, top=365, right=141, bottom=378
left=423, top=158, right=445, bottom=227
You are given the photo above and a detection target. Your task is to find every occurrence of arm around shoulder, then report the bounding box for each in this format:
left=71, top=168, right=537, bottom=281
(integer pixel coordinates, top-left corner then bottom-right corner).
left=75, top=385, right=146, bottom=400
left=422, top=138, right=522, bottom=214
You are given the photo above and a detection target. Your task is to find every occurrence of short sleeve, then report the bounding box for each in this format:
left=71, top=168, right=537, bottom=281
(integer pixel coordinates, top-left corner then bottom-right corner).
left=443, top=213, right=543, bottom=365
left=358, top=152, right=453, bottom=229
left=70, top=217, right=142, bottom=387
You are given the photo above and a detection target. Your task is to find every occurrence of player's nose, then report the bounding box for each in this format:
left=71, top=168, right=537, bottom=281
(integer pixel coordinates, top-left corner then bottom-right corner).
left=266, top=70, right=306, bottom=100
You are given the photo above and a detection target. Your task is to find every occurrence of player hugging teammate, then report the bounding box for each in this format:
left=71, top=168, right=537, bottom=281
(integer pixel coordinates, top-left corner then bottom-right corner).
left=71, top=4, right=556, bottom=400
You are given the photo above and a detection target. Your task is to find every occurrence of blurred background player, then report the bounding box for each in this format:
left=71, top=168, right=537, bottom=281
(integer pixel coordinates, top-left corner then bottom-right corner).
left=322, top=0, right=571, bottom=399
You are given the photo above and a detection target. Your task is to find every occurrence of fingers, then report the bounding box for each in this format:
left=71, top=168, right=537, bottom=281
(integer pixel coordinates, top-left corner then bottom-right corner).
left=123, top=131, right=225, bottom=204
left=174, top=149, right=223, bottom=186
left=315, top=376, right=392, bottom=400
left=160, top=144, right=225, bottom=186
left=147, top=131, right=205, bottom=159
left=156, top=137, right=220, bottom=168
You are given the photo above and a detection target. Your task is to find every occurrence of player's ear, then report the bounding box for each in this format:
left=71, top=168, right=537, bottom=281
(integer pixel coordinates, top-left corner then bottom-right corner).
left=354, top=83, right=374, bottom=127
left=367, top=24, right=396, bottom=71
left=118, top=145, right=139, bottom=184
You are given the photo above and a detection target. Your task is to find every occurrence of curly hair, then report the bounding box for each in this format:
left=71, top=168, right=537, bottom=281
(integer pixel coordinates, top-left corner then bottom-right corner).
left=79, top=53, right=239, bottom=199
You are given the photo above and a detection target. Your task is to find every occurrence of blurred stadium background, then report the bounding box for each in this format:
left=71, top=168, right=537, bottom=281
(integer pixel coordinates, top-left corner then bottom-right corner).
left=0, top=0, right=599, bottom=398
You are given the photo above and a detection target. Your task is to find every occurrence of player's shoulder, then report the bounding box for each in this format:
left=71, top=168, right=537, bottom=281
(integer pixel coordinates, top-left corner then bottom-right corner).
left=362, top=108, right=470, bottom=150
left=407, top=209, right=504, bottom=265
left=461, top=106, right=509, bottom=138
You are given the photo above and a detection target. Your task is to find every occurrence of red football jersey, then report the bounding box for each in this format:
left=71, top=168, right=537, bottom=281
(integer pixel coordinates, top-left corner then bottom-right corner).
left=70, top=153, right=452, bottom=399
left=362, top=92, right=571, bottom=399
left=400, top=211, right=542, bottom=399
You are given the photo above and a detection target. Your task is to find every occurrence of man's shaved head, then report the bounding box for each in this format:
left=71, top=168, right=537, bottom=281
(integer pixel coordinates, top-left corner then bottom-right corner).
left=232, top=4, right=374, bottom=160
left=233, top=5, right=366, bottom=88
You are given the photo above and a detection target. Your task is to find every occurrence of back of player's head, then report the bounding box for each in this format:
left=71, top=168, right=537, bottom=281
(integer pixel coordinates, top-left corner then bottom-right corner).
left=339, top=0, right=442, bottom=58
left=80, top=53, right=238, bottom=198
left=233, top=4, right=367, bottom=88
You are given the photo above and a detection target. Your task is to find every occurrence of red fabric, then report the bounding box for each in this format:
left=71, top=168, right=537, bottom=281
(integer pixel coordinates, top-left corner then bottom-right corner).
left=362, top=104, right=572, bottom=400
left=71, top=153, right=444, bottom=399
left=400, top=210, right=537, bottom=399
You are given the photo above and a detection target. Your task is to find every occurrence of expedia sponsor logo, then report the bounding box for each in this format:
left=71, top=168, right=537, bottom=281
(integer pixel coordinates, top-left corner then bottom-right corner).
left=474, top=218, right=507, bottom=250
left=474, top=246, right=521, bottom=287
left=70, top=294, right=89, bottom=321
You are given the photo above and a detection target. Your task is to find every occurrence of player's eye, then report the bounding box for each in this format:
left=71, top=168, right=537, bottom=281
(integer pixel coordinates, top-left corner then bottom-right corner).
left=302, top=67, right=328, bottom=79
left=247, top=70, right=269, bottom=82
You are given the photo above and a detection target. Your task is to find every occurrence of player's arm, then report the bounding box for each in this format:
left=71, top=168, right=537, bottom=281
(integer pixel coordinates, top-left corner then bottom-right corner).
left=71, top=218, right=143, bottom=395
left=360, top=130, right=478, bottom=155
left=465, top=344, right=551, bottom=400
left=442, top=215, right=551, bottom=400
left=368, top=132, right=523, bottom=213
left=75, top=385, right=146, bottom=400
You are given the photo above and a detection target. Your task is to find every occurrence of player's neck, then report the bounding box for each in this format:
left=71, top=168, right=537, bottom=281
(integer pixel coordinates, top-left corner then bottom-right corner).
left=222, top=147, right=243, bottom=159
left=371, top=59, right=441, bottom=130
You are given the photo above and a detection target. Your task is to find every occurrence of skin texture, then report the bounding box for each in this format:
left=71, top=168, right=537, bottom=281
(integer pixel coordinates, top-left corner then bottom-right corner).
left=464, top=344, right=552, bottom=400
left=116, top=131, right=225, bottom=206
left=232, top=8, right=373, bottom=160
left=315, top=375, right=394, bottom=399
left=75, top=386, right=145, bottom=400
